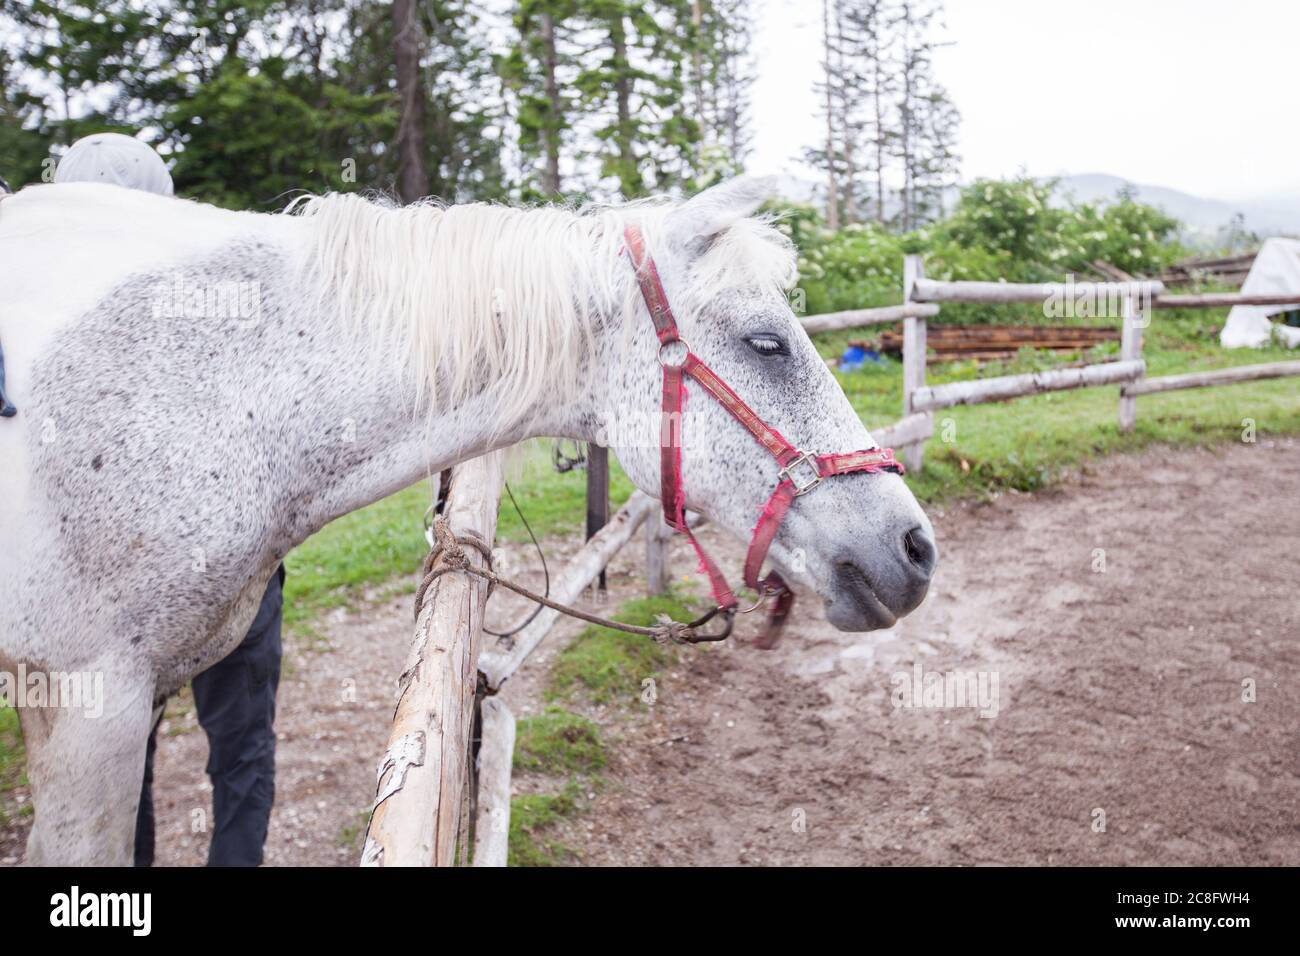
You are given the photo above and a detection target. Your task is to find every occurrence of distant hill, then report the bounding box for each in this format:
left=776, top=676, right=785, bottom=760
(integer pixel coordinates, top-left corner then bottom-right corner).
left=1054, top=174, right=1300, bottom=245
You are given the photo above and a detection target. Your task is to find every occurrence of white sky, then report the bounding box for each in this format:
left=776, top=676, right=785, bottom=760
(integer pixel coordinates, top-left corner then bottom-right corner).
left=750, top=0, right=1300, bottom=201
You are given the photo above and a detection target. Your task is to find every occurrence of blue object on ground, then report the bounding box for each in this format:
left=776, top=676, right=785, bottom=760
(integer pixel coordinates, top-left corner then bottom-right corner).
left=839, top=345, right=887, bottom=373
left=840, top=345, right=867, bottom=371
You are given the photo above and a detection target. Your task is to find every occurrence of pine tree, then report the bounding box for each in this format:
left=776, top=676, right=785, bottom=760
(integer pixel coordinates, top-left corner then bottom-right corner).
left=805, top=0, right=959, bottom=231
left=502, top=0, right=579, bottom=199
left=690, top=0, right=756, bottom=184
left=892, top=0, right=958, bottom=230
left=568, top=0, right=703, bottom=199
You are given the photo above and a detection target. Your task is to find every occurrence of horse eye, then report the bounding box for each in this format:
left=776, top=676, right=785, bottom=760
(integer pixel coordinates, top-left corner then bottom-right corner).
left=746, top=334, right=787, bottom=357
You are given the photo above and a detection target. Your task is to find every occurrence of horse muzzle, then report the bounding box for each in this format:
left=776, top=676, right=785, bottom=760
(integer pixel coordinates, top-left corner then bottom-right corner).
left=824, top=523, right=937, bottom=631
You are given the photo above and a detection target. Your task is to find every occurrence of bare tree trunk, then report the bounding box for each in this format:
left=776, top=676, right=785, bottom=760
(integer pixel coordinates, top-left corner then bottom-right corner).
left=692, top=0, right=706, bottom=139
left=539, top=11, right=562, bottom=195
left=611, top=12, right=637, bottom=196
left=393, top=0, right=430, bottom=203
left=822, top=0, right=839, bottom=230
left=873, top=57, right=886, bottom=223
left=899, top=4, right=914, bottom=231
left=834, top=0, right=854, bottom=223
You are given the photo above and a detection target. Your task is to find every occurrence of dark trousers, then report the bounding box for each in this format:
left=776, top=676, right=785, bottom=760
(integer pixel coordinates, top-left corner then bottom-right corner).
left=134, top=567, right=284, bottom=867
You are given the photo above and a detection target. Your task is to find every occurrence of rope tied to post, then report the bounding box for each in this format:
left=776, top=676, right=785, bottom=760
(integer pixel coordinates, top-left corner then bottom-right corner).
left=415, top=516, right=734, bottom=646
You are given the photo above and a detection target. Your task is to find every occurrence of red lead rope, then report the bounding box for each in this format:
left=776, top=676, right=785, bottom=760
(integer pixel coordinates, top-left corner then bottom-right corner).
left=623, top=223, right=904, bottom=647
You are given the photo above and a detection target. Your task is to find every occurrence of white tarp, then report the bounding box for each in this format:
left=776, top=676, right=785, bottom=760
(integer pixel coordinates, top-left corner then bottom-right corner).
left=1221, top=237, right=1300, bottom=348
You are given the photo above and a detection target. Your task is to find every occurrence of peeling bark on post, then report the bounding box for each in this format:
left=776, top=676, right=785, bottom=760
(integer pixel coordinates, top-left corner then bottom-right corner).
left=361, top=453, right=503, bottom=867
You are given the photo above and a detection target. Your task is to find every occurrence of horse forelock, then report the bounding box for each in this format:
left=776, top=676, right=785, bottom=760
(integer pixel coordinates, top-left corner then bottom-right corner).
left=287, top=192, right=797, bottom=432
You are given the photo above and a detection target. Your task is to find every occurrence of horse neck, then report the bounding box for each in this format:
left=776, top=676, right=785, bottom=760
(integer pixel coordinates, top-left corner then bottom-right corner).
left=280, top=278, right=608, bottom=545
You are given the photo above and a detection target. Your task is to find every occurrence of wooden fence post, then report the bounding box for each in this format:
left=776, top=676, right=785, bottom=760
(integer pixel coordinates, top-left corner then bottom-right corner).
left=902, top=254, right=930, bottom=472
left=361, top=453, right=503, bottom=867
left=585, top=444, right=610, bottom=591
left=471, top=697, right=516, bottom=868
left=1119, top=290, right=1144, bottom=432
left=644, top=512, right=671, bottom=596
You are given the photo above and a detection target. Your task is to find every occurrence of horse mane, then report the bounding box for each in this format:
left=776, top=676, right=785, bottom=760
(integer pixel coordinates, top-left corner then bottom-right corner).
left=289, top=191, right=797, bottom=429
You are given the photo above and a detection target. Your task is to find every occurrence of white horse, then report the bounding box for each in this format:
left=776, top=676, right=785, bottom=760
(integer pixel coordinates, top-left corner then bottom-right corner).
left=0, top=176, right=935, bottom=865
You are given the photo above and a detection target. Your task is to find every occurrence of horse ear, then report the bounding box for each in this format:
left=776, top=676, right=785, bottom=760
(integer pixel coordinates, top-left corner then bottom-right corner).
left=668, top=175, right=779, bottom=248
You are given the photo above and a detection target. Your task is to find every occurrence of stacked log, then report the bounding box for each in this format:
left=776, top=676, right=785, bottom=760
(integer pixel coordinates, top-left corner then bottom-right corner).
left=867, top=324, right=1120, bottom=365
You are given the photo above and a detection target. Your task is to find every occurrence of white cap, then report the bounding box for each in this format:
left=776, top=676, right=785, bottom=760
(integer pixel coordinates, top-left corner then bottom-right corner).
left=55, top=132, right=174, bottom=196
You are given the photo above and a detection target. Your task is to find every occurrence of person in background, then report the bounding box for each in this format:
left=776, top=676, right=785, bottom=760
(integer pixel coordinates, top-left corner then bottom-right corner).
left=55, top=132, right=285, bottom=867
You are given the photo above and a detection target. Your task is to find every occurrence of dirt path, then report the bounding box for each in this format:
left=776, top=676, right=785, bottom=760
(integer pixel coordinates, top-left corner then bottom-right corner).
left=3, top=438, right=1297, bottom=865
left=552, top=437, right=1300, bottom=866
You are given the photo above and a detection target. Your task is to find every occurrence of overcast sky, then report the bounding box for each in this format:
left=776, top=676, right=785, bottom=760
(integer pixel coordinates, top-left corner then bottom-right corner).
left=750, top=0, right=1300, bottom=201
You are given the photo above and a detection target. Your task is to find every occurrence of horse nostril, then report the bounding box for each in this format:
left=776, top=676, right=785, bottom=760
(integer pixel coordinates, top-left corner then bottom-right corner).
left=902, top=526, right=937, bottom=578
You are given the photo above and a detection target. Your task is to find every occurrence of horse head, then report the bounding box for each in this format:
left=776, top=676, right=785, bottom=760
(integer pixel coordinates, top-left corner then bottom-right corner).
left=604, top=177, right=936, bottom=631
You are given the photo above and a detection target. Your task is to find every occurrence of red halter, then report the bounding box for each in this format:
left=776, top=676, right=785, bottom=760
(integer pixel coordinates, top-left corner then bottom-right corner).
left=623, top=224, right=904, bottom=647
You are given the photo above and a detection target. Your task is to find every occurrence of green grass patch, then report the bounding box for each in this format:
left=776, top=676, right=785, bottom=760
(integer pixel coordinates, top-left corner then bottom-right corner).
left=0, top=705, right=28, bottom=826
left=514, top=708, right=607, bottom=775
left=547, top=593, right=695, bottom=705
left=508, top=786, right=582, bottom=867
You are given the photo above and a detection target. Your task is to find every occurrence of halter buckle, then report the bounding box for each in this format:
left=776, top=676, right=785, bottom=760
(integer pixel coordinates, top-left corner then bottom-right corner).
left=779, top=453, right=823, bottom=497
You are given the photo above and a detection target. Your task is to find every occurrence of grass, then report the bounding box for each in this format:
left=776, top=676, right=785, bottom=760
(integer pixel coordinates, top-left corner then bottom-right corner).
left=506, top=586, right=692, bottom=865
left=508, top=708, right=611, bottom=866
left=546, top=593, right=695, bottom=705
left=508, top=786, right=582, bottom=867
left=513, top=707, right=607, bottom=774
left=280, top=440, right=634, bottom=637
left=0, top=706, right=28, bottom=825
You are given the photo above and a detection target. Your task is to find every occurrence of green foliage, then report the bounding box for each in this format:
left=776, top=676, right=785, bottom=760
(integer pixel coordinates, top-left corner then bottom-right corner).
left=794, top=175, right=1189, bottom=322
left=0, top=0, right=506, bottom=205
left=509, top=705, right=608, bottom=866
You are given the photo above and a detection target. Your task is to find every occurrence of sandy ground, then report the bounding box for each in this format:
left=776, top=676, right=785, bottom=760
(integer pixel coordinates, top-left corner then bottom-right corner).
left=2, top=437, right=1297, bottom=865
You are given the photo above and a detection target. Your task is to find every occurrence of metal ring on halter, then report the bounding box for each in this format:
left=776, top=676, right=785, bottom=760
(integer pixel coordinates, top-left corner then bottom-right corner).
left=736, top=586, right=777, bottom=615
left=657, top=338, right=690, bottom=369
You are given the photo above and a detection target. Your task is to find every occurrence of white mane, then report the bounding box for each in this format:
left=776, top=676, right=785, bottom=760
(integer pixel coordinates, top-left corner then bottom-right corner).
left=290, top=191, right=797, bottom=429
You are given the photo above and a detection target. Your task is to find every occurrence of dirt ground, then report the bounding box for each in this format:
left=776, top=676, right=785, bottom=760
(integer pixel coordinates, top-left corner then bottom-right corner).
left=3, top=437, right=1297, bottom=866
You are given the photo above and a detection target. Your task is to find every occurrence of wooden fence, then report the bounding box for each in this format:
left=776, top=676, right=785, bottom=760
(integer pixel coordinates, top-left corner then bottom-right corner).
left=882, top=255, right=1300, bottom=471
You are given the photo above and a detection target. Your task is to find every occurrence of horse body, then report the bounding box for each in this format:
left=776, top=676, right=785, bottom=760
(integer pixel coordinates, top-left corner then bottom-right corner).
left=0, top=178, right=934, bottom=864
